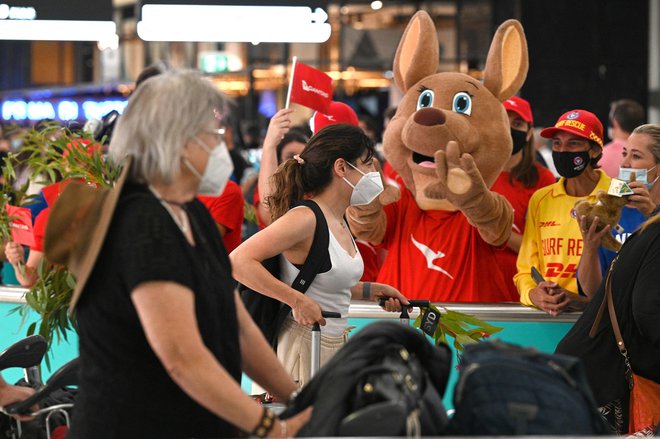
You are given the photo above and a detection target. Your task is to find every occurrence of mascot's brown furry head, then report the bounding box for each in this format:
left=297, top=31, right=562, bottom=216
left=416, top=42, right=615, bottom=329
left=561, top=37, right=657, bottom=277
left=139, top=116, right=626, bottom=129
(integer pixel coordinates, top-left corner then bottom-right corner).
left=384, top=11, right=528, bottom=211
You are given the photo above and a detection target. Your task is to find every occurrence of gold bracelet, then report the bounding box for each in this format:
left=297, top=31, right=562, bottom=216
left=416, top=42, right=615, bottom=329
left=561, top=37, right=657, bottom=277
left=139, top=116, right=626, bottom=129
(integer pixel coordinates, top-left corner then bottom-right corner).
left=252, top=407, right=276, bottom=438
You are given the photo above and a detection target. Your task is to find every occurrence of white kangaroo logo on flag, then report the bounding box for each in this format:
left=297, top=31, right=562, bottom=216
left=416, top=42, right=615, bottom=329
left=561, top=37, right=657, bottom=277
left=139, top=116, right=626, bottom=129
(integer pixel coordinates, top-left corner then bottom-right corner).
left=411, top=235, right=454, bottom=279
left=302, top=79, right=329, bottom=98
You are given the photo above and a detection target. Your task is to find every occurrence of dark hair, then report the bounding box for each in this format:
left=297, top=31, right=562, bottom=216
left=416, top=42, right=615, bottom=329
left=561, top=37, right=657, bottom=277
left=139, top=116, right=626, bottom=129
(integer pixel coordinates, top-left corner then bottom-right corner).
left=135, top=61, right=170, bottom=89
left=609, top=99, right=645, bottom=134
left=291, top=123, right=312, bottom=139
left=276, top=131, right=309, bottom=164
left=266, top=123, right=374, bottom=221
left=588, top=140, right=602, bottom=169
left=509, top=129, right=539, bottom=188
left=358, top=114, right=377, bottom=133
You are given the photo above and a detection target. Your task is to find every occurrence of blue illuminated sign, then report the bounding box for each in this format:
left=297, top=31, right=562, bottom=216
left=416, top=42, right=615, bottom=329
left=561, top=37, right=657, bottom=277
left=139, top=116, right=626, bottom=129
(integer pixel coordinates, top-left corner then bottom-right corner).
left=1, top=99, right=127, bottom=122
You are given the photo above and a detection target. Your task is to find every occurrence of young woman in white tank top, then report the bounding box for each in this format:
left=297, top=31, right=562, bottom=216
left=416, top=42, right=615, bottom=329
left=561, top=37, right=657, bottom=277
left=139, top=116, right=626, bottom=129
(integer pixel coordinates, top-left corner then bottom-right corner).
left=230, top=124, right=409, bottom=387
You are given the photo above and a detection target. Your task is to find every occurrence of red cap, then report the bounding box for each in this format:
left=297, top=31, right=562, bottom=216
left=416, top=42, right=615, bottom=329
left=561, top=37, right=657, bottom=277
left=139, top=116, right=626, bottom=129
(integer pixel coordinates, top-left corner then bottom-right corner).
left=310, top=101, right=359, bottom=134
left=540, top=109, right=604, bottom=147
left=503, top=96, right=533, bottom=125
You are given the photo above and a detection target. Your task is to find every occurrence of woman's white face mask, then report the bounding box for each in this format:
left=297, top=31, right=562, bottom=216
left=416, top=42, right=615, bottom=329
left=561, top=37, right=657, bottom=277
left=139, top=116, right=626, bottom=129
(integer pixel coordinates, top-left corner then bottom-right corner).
left=342, top=160, right=384, bottom=206
left=184, top=138, right=234, bottom=196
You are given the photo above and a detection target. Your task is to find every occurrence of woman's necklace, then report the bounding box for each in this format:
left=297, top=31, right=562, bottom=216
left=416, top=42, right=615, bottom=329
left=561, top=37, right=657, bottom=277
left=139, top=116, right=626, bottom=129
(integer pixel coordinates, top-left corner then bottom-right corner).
left=149, top=185, right=189, bottom=234
left=318, top=200, right=346, bottom=229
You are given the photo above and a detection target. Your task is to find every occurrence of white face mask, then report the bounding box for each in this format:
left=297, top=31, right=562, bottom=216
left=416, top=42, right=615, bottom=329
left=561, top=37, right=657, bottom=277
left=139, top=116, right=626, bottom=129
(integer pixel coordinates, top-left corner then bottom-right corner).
left=185, top=138, right=234, bottom=196
left=343, top=160, right=384, bottom=206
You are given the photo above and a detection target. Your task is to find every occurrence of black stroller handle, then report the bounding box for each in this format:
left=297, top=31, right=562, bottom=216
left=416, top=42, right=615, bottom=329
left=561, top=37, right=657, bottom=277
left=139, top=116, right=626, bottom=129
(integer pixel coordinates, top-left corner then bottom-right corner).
left=321, top=311, right=341, bottom=319
left=377, top=298, right=430, bottom=309
left=0, top=335, right=48, bottom=371
left=4, top=358, right=80, bottom=415
left=312, top=311, right=341, bottom=331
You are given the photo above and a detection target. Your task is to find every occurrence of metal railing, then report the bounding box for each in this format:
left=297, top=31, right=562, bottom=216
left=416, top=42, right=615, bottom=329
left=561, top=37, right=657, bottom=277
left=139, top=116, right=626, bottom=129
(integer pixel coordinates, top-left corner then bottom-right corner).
left=0, top=286, right=581, bottom=323
left=0, top=285, right=28, bottom=304
left=348, top=300, right=581, bottom=323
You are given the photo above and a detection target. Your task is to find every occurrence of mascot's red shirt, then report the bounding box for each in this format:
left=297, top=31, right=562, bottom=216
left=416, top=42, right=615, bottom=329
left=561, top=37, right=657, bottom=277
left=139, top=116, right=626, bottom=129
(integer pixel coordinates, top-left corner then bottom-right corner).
left=376, top=185, right=517, bottom=303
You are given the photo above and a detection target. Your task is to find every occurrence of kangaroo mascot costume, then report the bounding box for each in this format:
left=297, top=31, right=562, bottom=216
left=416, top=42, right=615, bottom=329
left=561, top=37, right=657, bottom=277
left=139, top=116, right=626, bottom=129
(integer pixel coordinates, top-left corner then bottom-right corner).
left=347, top=11, right=529, bottom=302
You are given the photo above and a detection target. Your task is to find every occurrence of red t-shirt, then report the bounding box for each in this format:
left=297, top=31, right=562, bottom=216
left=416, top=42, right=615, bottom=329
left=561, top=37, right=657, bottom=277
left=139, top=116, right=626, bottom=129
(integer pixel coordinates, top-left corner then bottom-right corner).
left=198, top=181, right=244, bottom=253
left=356, top=240, right=381, bottom=282
left=382, top=161, right=400, bottom=187
left=376, top=187, right=516, bottom=302
left=32, top=207, right=50, bottom=252
left=490, top=163, right=556, bottom=297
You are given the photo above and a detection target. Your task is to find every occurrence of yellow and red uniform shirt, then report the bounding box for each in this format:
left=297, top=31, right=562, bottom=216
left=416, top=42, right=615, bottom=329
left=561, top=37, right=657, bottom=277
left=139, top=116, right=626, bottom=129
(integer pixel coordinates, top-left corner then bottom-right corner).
left=515, top=170, right=611, bottom=306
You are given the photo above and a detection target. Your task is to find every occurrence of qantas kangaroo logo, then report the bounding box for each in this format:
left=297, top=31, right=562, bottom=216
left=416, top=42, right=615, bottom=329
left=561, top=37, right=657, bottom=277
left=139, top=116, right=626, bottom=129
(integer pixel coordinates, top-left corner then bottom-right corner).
left=411, top=235, right=454, bottom=279
left=301, top=79, right=330, bottom=98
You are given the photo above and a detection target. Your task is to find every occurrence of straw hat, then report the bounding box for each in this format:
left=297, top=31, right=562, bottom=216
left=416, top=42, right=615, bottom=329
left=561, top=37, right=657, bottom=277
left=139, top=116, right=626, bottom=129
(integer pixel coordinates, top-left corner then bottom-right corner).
left=44, top=158, right=131, bottom=313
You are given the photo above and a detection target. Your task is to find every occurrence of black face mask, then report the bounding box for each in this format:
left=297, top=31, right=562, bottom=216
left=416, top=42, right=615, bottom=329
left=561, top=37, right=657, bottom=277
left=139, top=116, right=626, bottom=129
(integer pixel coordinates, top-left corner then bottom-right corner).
left=552, top=150, right=590, bottom=178
left=510, top=129, right=527, bottom=156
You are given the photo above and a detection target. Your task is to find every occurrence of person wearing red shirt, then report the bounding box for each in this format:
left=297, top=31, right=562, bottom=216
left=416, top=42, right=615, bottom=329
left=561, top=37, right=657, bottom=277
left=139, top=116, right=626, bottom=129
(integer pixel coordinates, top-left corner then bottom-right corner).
left=4, top=140, right=103, bottom=287
left=491, top=97, right=556, bottom=298
left=375, top=177, right=512, bottom=302
left=198, top=180, right=244, bottom=253
left=4, top=206, right=49, bottom=287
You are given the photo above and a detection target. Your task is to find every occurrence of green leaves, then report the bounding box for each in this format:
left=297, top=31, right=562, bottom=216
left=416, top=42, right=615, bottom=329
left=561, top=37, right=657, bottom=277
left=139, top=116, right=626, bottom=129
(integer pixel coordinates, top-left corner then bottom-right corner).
left=244, top=200, right=258, bottom=225
left=2, top=122, right=121, bottom=364
left=413, top=304, right=503, bottom=357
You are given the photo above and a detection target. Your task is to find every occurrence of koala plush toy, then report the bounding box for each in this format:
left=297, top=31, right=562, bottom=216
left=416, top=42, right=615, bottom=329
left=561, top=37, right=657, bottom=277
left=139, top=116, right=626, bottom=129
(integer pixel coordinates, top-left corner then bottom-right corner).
left=574, top=190, right=629, bottom=252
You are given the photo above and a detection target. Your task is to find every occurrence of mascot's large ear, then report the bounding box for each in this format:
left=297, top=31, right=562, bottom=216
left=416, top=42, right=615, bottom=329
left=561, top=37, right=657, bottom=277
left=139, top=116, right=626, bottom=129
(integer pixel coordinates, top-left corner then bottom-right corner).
left=393, top=11, right=439, bottom=92
left=483, top=19, right=528, bottom=102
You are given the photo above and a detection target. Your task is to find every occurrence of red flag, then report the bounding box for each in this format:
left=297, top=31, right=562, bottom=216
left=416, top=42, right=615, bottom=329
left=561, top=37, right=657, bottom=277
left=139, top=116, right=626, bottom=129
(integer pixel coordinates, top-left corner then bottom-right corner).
left=287, top=59, right=332, bottom=113
left=5, top=204, right=35, bottom=247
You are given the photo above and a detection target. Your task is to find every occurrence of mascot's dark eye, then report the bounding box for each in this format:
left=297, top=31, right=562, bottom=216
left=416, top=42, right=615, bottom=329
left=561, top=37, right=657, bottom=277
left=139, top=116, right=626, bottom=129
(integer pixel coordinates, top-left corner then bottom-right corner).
left=416, top=90, right=434, bottom=110
left=452, top=92, right=472, bottom=116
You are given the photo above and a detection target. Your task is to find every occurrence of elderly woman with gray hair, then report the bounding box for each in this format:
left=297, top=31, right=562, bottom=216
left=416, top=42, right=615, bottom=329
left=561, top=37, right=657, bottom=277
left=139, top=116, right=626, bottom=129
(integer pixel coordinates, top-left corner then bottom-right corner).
left=58, top=70, right=309, bottom=438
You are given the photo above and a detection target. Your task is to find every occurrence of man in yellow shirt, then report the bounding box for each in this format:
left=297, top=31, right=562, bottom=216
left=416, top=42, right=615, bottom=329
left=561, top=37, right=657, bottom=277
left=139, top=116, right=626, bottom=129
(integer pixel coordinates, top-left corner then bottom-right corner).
left=515, top=109, right=610, bottom=316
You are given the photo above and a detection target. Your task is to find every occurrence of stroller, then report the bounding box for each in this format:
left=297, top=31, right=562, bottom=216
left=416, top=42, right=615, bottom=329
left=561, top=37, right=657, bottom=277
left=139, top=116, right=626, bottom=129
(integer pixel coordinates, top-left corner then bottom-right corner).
left=281, top=320, right=452, bottom=437
left=0, top=336, right=78, bottom=439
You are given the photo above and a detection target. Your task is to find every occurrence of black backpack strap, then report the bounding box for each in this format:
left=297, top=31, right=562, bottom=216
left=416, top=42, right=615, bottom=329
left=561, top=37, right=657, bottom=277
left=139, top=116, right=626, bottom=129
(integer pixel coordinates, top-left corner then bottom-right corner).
left=291, top=199, right=330, bottom=293
left=272, top=199, right=330, bottom=344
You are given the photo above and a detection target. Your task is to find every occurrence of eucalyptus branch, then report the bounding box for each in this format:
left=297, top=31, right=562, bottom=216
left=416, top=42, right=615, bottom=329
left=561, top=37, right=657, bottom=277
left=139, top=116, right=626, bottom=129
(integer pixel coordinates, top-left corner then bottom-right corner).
left=2, top=123, right=120, bottom=361
left=413, top=304, right=503, bottom=357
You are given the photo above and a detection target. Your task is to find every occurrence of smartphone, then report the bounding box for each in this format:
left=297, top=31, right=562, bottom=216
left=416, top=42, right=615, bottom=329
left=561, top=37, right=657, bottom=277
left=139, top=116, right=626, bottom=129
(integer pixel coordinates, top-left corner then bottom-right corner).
left=531, top=266, right=545, bottom=285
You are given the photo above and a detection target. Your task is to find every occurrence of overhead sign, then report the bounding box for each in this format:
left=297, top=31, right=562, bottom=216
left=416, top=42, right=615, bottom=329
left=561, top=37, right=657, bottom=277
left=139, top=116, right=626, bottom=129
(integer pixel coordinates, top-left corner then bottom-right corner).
left=0, top=0, right=112, bottom=21
left=0, top=4, right=36, bottom=20
left=1, top=99, right=127, bottom=122
left=198, top=51, right=243, bottom=74
left=0, top=0, right=115, bottom=41
left=137, top=4, right=331, bottom=43
left=0, top=20, right=117, bottom=42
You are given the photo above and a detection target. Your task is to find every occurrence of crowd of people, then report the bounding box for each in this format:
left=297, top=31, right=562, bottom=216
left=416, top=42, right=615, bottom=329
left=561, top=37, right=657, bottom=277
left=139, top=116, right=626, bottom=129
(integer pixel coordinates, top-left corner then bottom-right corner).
left=0, top=62, right=658, bottom=436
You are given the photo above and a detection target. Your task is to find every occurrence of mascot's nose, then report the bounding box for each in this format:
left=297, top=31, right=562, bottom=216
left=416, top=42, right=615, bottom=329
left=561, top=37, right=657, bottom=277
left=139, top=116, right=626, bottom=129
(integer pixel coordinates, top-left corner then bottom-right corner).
left=414, top=107, right=446, bottom=126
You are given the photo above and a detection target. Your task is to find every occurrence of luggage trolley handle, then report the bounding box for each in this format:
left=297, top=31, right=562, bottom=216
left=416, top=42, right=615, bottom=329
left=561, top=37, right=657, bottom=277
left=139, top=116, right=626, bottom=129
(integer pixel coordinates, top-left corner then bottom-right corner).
left=310, top=311, right=341, bottom=377
left=378, top=298, right=430, bottom=323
